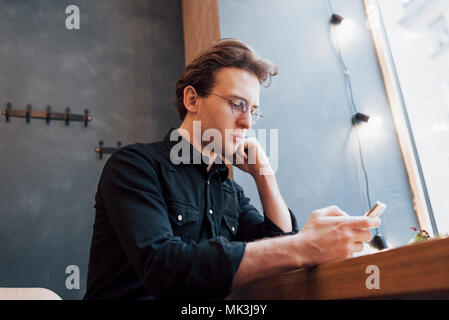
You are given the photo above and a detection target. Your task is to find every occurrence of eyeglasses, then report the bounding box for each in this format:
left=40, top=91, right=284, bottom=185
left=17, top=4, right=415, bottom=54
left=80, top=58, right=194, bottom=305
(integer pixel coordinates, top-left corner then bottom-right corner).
left=210, top=93, right=263, bottom=125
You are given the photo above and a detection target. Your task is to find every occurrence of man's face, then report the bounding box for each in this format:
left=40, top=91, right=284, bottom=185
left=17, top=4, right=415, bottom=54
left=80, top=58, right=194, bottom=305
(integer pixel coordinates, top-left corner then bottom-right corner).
left=196, top=67, right=261, bottom=158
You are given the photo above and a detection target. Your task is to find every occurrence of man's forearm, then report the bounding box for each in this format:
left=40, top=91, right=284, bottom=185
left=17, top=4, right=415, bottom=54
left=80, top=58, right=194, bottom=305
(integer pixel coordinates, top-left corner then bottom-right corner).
left=230, top=233, right=305, bottom=291
left=253, top=169, right=292, bottom=232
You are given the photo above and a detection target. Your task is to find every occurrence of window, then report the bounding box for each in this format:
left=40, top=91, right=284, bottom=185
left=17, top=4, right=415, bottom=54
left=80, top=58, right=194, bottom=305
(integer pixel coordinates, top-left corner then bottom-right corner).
left=365, top=0, right=449, bottom=236
left=400, top=0, right=414, bottom=7
left=428, top=16, right=449, bottom=55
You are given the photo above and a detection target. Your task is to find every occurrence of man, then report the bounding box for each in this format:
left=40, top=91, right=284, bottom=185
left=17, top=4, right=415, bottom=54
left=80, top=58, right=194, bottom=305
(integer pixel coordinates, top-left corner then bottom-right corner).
left=84, top=39, right=381, bottom=299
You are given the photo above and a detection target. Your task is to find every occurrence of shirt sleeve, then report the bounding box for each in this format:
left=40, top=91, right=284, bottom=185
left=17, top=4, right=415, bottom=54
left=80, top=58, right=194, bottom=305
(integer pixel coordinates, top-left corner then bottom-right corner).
left=100, top=146, right=245, bottom=299
left=232, top=181, right=299, bottom=242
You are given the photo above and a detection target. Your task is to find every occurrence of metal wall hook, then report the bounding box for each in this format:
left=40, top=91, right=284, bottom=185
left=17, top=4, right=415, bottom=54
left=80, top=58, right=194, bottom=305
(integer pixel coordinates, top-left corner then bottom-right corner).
left=46, top=105, right=52, bottom=124
left=84, top=109, right=89, bottom=127
left=1, top=102, right=92, bottom=126
left=25, top=104, right=32, bottom=123
left=96, top=140, right=104, bottom=159
left=3, top=102, right=12, bottom=122
left=65, top=107, right=71, bottom=126
left=95, top=140, right=122, bottom=159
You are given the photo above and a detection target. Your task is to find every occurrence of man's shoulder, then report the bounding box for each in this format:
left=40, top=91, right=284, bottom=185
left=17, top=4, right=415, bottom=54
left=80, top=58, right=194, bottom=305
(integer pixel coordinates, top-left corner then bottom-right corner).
left=103, top=140, right=171, bottom=172
left=123, top=141, right=167, bottom=158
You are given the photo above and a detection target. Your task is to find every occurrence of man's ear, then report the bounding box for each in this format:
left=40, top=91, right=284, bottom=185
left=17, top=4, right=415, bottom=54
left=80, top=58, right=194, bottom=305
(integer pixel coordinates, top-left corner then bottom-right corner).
left=183, top=86, right=199, bottom=114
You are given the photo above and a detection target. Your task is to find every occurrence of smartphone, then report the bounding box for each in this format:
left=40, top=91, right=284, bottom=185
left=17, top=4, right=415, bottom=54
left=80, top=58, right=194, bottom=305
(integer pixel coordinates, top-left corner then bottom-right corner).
left=364, top=201, right=387, bottom=218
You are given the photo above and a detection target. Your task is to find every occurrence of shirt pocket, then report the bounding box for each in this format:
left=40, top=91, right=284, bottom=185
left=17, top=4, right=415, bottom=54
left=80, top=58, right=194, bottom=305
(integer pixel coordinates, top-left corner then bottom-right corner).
left=222, top=184, right=239, bottom=215
left=166, top=201, right=199, bottom=242
left=221, top=211, right=239, bottom=240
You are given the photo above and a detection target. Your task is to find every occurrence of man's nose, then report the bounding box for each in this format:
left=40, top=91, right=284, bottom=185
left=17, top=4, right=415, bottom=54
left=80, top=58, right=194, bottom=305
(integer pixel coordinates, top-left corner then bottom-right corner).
left=236, top=110, right=252, bottom=129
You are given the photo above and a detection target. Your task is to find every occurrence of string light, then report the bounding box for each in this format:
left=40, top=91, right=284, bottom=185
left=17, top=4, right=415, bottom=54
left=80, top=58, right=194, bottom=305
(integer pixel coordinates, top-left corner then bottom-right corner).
left=327, top=0, right=387, bottom=250
left=353, top=114, right=384, bottom=132
left=352, top=112, right=370, bottom=124
left=330, top=13, right=344, bottom=24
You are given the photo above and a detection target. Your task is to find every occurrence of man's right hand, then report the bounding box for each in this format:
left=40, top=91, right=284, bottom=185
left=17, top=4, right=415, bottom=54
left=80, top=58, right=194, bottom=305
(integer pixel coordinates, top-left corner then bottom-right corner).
left=295, top=205, right=382, bottom=268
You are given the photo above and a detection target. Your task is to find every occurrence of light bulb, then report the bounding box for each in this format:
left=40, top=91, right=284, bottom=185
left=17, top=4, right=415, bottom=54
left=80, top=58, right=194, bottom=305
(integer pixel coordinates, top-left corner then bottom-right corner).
left=367, top=115, right=383, bottom=130
left=341, top=18, right=355, bottom=29
left=336, top=17, right=356, bottom=46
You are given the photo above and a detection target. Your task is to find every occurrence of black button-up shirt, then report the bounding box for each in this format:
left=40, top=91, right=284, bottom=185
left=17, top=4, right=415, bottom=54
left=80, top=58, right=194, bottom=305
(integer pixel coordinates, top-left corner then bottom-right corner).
left=84, top=128, right=298, bottom=300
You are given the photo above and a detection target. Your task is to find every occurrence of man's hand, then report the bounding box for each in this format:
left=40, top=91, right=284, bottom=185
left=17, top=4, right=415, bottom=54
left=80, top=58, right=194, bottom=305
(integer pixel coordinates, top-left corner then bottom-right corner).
left=231, top=205, right=381, bottom=291
left=233, top=138, right=273, bottom=177
left=295, top=205, right=381, bottom=268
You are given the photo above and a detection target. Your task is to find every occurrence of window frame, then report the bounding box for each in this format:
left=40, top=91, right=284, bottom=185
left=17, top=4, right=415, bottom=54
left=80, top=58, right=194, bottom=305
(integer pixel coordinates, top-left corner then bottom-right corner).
left=363, top=0, right=438, bottom=236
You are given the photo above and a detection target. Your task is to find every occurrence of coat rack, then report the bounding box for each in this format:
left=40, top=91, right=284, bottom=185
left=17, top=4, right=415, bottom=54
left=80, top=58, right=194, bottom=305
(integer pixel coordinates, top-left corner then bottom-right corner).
left=1, top=102, right=92, bottom=126
left=95, top=140, right=122, bottom=159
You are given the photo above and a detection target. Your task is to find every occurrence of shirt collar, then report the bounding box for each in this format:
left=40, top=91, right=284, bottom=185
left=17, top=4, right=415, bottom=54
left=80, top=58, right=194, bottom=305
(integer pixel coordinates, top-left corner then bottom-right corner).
left=163, top=128, right=229, bottom=181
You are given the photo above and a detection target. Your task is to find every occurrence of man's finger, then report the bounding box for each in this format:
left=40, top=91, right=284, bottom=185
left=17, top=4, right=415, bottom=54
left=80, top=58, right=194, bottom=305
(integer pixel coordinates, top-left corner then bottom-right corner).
left=346, top=216, right=381, bottom=229
left=352, top=229, right=373, bottom=242
left=351, top=242, right=364, bottom=253
left=321, top=205, right=349, bottom=217
left=323, top=216, right=381, bottom=229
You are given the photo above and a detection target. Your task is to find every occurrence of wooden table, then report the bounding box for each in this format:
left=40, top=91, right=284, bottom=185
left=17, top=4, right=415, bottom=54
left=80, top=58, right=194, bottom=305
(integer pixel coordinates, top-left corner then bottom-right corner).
left=227, top=237, right=449, bottom=299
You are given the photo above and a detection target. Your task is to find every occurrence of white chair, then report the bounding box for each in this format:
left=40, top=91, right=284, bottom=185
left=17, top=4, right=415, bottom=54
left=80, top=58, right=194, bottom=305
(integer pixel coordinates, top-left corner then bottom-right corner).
left=0, top=288, right=62, bottom=300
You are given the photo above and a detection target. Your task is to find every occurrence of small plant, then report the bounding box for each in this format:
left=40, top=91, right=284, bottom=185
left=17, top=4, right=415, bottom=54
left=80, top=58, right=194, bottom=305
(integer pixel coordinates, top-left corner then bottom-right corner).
left=409, top=226, right=430, bottom=243
left=409, top=226, right=449, bottom=243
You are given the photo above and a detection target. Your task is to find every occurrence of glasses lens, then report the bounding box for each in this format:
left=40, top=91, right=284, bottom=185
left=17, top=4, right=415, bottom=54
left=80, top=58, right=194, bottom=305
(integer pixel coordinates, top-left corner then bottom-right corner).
left=230, top=102, right=240, bottom=116
left=251, top=109, right=263, bottom=124
left=230, top=100, right=246, bottom=116
left=228, top=98, right=263, bottom=125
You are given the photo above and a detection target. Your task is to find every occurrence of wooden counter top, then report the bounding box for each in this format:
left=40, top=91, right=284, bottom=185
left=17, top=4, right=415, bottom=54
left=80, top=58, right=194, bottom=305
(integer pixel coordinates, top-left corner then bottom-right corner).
left=227, top=237, right=449, bottom=299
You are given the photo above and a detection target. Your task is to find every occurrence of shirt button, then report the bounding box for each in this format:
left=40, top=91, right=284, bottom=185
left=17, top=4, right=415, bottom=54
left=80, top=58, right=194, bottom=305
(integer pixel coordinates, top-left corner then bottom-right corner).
left=209, top=209, right=213, bottom=215
left=207, top=180, right=210, bottom=185
left=231, top=226, right=235, bottom=232
left=177, top=214, right=183, bottom=221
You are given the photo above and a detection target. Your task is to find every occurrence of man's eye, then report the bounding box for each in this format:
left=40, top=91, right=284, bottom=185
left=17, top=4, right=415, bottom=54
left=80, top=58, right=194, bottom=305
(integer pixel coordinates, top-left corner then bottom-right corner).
left=232, top=101, right=244, bottom=110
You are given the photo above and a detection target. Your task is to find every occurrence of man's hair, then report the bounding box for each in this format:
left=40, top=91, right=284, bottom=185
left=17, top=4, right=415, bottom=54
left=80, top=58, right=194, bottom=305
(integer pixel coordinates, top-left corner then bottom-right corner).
left=174, top=38, right=278, bottom=120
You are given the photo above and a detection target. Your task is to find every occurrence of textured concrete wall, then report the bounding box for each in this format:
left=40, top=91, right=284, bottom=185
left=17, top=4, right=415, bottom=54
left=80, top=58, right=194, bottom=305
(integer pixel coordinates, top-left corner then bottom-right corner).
left=0, top=0, right=184, bottom=299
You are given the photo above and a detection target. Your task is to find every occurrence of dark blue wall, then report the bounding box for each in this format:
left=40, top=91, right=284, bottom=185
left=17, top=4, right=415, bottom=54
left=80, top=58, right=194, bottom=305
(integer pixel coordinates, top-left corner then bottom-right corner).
left=0, top=0, right=184, bottom=299
left=218, top=0, right=419, bottom=248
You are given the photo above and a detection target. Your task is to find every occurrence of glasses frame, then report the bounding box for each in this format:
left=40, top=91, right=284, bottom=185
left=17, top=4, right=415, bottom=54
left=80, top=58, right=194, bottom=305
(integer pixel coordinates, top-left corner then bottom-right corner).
left=210, top=93, right=263, bottom=125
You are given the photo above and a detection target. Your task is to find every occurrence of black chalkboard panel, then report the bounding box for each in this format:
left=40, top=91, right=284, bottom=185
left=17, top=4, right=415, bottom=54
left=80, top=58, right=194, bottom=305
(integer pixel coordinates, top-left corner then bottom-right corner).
left=0, top=0, right=183, bottom=300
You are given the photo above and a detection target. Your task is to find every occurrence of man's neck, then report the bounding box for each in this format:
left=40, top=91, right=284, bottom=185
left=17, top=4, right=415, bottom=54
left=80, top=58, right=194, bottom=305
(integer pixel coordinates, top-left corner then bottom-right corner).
left=177, top=121, right=217, bottom=172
